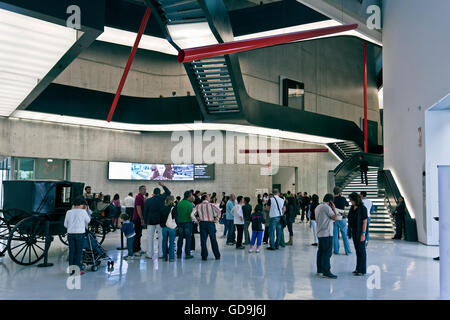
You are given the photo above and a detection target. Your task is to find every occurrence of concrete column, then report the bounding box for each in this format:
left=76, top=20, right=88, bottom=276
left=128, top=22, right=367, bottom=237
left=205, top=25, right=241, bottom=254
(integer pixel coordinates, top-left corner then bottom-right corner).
left=438, top=166, right=450, bottom=299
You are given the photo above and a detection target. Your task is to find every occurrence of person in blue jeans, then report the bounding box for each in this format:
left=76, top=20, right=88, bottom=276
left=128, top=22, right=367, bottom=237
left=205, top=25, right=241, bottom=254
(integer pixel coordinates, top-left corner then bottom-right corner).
left=120, top=213, right=135, bottom=260
left=266, top=190, right=285, bottom=251
left=226, top=194, right=236, bottom=245
left=64, top=196, right=91, bottom=275
left=333, top=187, right=351, bottom=255
left=160, top=196, right=177, bottom=262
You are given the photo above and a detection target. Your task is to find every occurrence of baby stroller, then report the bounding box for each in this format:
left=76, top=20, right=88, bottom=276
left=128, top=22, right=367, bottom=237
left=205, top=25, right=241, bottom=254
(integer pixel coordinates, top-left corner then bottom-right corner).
left=82, top=231, right=114, bottom=271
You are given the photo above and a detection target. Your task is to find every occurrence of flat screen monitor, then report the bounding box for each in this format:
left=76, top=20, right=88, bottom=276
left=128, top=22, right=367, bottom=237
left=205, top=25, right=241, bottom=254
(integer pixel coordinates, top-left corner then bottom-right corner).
left=108, top=162, right=215, bottom=181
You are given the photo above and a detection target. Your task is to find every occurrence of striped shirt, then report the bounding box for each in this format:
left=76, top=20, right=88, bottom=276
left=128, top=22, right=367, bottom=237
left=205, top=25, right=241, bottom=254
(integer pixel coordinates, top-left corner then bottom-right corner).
left=193, top=201, right=221, bottom=222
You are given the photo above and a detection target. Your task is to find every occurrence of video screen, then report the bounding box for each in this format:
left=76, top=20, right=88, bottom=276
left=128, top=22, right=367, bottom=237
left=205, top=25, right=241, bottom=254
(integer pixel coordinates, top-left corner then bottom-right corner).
left=109, top=162, right=194, bottom=181
left=194, top=164, right=215, bottom=180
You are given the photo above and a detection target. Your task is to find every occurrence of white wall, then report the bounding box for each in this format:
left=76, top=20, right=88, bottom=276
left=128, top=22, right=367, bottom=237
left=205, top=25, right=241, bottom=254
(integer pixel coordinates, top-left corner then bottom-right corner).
left=425, top=95, right=450, bottom=247
left=383, top=0, right=450, bottom=244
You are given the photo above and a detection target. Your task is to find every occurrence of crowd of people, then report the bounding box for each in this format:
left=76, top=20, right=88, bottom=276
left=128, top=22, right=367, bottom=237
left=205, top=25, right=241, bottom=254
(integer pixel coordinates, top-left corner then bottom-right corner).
left=64, top=183, right=407, bottom=279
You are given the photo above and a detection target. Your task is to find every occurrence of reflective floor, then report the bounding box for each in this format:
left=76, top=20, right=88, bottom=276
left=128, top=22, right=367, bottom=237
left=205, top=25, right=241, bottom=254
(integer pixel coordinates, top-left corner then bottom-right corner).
left=0, top=222, right=440, bottom=300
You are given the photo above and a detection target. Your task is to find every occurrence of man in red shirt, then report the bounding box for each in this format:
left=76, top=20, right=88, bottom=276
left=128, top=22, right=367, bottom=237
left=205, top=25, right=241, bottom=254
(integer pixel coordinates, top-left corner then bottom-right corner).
left=133, top=185, right=146, bottom=255
left=193, top=193, right=221, bottom=260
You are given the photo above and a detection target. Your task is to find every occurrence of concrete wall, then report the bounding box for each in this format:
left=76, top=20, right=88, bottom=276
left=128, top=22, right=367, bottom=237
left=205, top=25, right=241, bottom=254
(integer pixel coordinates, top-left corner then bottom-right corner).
left=54, top=41, right=193, bottom=98
left=0, top=117, right=339, bottom=201
left=383, top=0, right=450, bottom=244
left=238, top=36, right=382, bottom=143
left=272, top=167, right=296, bottom=194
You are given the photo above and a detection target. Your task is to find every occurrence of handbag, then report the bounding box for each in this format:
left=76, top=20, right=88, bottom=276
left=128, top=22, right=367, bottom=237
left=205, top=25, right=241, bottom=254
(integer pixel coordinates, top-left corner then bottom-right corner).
left=166, top=207, right=177, bottom=229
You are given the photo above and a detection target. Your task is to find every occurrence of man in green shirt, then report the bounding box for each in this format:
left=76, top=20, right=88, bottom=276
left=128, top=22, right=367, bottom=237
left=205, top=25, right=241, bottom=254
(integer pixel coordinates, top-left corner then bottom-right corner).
left=176, top=190, right=195, bottom=259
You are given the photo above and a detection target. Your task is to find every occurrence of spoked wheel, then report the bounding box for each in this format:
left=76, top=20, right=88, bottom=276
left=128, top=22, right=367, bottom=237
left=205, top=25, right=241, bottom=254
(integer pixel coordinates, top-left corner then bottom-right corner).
left=88, top=221, right=106, bottom=245
left=58, top=233, right=69, bottom=246
left=0, top=217, right=10, bottom=256
left=7, top=216, right=46, bottom=266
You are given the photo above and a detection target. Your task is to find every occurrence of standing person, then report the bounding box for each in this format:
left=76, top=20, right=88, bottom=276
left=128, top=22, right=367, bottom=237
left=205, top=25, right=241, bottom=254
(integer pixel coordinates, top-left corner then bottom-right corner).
left=220, top=196, right=229, bottom=238
left=111, top=194, right=121, bottom=228
left=64, top=196, right=91, bottom=276
left=262, top=193, right=271, bottom=244
left=192, top=191, right=201, bottom=235
left=174, top=196, right=181, bottom=206
left=119, top=213, right=135, bottom=260
left=226, top=194, right=237, bottom=245
left=123, top=192, right=135, bottom=219
left=192, top=193, right=221, bottom=260
left=309, top=194, right=320, bottom=246
left=132, top=185, right=146, bottom=256
left=360, top=191, right=373, bottom=245
left=249, top=199, right=265, bottom=253
left=285, top=196, right=296, bottom=246
left=359, top=155, right=369, bottom=186
left=160, top=195, right=177, bottom=262
left=347, top=192, right=368, bottom=276
left=392, top=196, right=406, bottom=240
left=301, top=192, right=310, bottom=223
left=144, top=182, right=171, bottom=259
left=232, top=196, right=246, bottom=249
left=266, top=189, right=286, bottom=251
left=211, top=192, right=217, bottom=204
left=315, top=194, right=338, bottom=279
left=333, top=187, right=351, bottom=255
left=176, top=191, right=195, bottom=259
left=84, top=186, right=93, bottom=199
left=242, top=197, right=252, bottom=245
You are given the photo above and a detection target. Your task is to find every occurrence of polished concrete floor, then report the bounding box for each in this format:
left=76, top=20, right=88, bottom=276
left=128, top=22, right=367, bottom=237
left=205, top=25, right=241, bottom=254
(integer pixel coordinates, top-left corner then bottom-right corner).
left=0, top=222, right=440, bottom=300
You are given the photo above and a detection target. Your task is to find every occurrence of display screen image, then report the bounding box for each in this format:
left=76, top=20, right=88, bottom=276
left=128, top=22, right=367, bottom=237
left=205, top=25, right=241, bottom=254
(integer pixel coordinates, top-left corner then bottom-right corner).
left=109, top=162, right=214, bottom=181
left=109, top=162, right=193, bottom=181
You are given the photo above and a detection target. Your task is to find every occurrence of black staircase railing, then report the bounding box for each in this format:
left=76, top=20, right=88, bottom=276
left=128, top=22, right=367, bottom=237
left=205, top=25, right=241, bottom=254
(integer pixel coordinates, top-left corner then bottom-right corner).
left=333, top=152, right=383, bottom=188
left=378, top=169, right=418, bottom=242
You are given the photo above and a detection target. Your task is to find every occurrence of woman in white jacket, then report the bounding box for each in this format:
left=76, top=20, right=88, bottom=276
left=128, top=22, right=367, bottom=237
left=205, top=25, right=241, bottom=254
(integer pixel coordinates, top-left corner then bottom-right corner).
left=232, top=196, right=245, bottom=249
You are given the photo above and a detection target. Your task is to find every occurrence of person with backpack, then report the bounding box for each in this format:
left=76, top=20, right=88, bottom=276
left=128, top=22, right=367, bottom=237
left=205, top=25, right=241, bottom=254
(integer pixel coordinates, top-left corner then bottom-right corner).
left=143, top=182, right=171, bottom=259
left=249, top=199, right=265, bottom=253
left=160, top=195, right=177, bottom=262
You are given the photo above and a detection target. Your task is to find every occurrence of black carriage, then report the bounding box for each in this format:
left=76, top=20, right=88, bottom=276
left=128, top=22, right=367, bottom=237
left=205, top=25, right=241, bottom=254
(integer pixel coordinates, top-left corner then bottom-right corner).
left=0, top=180, right=84, bottom=266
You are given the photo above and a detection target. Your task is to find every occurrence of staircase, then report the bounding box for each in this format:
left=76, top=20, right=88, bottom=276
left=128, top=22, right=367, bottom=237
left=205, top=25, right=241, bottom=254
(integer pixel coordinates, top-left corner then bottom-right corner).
left=341, top=166, right=395, bottom=238
left=328, top=141, right=362, bottom=161
left=187, top=57, right=240, bottom=114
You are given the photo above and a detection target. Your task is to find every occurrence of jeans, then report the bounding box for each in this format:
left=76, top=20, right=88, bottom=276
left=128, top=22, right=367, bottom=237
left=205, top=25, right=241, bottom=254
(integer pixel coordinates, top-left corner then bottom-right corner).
left=199, top=221, right=220, bottom=259
left=310, top=220, right=318, bottom=244
left=251, top=231, right=263, bottom=246
left=226, top=219, right=235, bottom=244
left=235, top=224, right=244, bottom=247
left=263, top=227, right=269, bottom=243
left=162, top=227, right=176, bottom=260
left=132, top=219, right=142, bottom=253
left=269, top=216, right=282, bottom=249
left=191, top=222, right=196, bottom=251
left=126, top=236, right=134, bottom=256
left=147, top=224, right=163, bottom=257
left=68, top=233, right=84, bottom=268
left=361, top=170, right=368, bottom=185
left=366, top=217, right=371, bottom=242
left=317, top=236, right=333, bottom=275
left=352, top=232, right=367, bottom=274
left=287, top=221, right=293, bottom=237
left=177, top=222, right=193, bottom=257
left=243, top=221, right=251, bottom=244
left=333, top=219, right=351, bottom=254
left=223, top=217, right=228, bottom=236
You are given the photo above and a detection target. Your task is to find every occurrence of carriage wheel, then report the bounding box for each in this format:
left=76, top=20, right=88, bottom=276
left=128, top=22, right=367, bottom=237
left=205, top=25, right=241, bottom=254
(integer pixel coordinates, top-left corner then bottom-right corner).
left=0, top=217, right=10, bottom=255
left=58, top=234, right=69, bottom=246
left=7, top=216, right=46, bottom=266
left=88, top=221, right=106, bottom=245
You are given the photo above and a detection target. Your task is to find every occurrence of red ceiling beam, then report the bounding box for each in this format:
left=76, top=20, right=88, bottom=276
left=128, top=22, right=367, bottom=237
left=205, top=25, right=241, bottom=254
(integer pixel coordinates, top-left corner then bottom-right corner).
left=107, top=7, right=151, bottom=122
left=240, top=148, right=329, bottom=154
left=178, top=24, right=358, bottom=63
